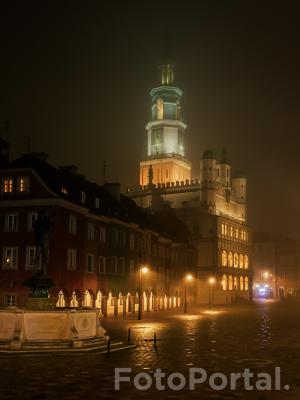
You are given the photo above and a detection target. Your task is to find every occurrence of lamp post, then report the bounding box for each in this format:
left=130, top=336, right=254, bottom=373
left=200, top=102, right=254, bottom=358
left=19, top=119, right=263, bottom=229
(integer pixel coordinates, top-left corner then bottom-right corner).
left=208, top=277, right=216, bottom=309
left=138, top=266, right=149, bottom=320
left=184, top=274, right=193, bottom=314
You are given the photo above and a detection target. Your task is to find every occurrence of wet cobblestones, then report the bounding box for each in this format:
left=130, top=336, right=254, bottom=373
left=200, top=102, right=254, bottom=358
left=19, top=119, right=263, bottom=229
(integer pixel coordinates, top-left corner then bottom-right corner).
left=0, top=301, right=299, bottom=399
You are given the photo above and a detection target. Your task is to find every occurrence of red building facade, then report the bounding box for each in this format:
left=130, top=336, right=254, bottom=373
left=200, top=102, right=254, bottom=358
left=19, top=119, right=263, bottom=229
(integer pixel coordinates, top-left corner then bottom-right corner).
left=0, top=153, right=196, bottom=309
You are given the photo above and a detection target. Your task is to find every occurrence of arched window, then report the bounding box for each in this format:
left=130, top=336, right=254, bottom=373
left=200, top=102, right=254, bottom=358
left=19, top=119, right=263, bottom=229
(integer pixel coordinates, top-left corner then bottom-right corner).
left=240, top=276, right=244, bottom=291
left=222, top=275, right=227, bottom=290
left=221, top=250, right=227, bottom=267
left=228, top=252, right=233, bottom=267
left=234, top=253, right=239, bottom=268
left=239, top=254, right=244, bottom=269
left=245, top=277, right=249, bottom=291
left=157, top=98, right=164, bottom=120
left=244, top=255, right=249, bottom=269
left=234, top=276, right=238, bottom=290
left=228, top=275, right=233, bottom=290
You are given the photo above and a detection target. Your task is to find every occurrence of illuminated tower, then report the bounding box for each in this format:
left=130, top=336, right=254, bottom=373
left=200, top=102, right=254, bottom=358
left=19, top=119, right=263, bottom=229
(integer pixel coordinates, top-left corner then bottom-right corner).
left=140, top=62, right=191, bottom=186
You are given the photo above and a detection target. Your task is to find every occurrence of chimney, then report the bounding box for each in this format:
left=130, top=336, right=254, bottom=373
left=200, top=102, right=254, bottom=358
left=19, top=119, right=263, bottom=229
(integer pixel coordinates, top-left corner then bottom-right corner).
left=104, top=182, right=121, bottom=202
left=60, top=165, right=78, bottom=175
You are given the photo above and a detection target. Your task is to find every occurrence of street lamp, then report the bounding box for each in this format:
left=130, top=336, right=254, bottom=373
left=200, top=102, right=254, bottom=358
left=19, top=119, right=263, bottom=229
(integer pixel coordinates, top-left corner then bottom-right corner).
left=184, top=274, right=193, bottom=314
left=208, top=277, right=216, bottom=309
left=138, top=265, right=148, bottom=320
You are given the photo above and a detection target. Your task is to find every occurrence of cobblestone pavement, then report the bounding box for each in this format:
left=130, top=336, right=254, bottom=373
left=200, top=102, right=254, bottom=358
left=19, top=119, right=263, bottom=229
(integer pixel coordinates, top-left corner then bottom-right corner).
left=1, top=301, right=300, bottom=399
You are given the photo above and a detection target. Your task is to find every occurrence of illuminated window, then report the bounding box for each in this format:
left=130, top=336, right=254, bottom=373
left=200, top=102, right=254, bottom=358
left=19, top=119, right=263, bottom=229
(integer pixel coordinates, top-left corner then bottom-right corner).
left=17, top=176, right=29, bottom=193
left=2, top=177, right=13, bottom=193
left=233, top=253, right=239, bottom=268
left=228, top=252, right=233, bottom=267
left=5, top=213, right=18, bottom=232
left=245, top=276, right=249, bottom=291
left=157, top=98, right=164, bottom=120
left=221, top=250, right=227, bottom=267
left=240, top=276, right=244, bottom=291
left=235, top=228, right=239, bottom=239
left=67, top=249, right=77, bottom=270
left=234, top=276, right=238, bottom=290
left=230, top=226, right=233, bottom=237
left=221, top=224, right=224, bottom=235
left=239, top=254, right=244, bottom=268
left=244, top=255, right=249, bottom=269
left=87, top=254, right=94, bottom=273
left=224, top=224, right=227, bottom=236
left=222, top=275, right=228, bottom=290
left=4, top=294, right=16, bottom=307
left=99, top=256, right=106, bottom=274
left=61, top=187, right=68, bottom=195
left=3, top=247, right=18, bottom=269
left=228, top=275, right=233, bottom=290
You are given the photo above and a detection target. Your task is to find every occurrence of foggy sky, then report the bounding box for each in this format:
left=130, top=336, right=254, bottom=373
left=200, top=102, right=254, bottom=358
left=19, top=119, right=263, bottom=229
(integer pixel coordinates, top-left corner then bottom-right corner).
left=1, top=1, right=300, bottom=238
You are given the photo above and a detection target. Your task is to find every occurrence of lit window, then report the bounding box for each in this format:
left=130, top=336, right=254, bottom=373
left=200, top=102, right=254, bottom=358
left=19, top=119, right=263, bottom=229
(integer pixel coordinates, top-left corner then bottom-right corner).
left=224, top=224, right=227, bottom=236
left=111, top=257, right=118, bottom=274
left=88, top=223, right=95, bottom=240
left=80, top=191, right=86, bottom=203
left=221, top=250, right=227, bottom=267
left=67, top=249, right=77, bottom=270
left=3, top=247, right=18, bottom=269
left=157, top=98, right=164, bottom=120
left=95, top=197, right=100, bottom=209
left=87, top=254, right=94, bottom=273
left=239, top=254, right=244, bottom=268
left=228, top=275, right=233, bottom=290
left=17, top=176, right=29, bottom=193
left=244, top=255, right=249, bottom=269
left=245, top=277, right=249, bottom=291
left=118, top=258, right=125, bottom=274
left=230, top=226, right=233, bottom=237
left=228, top=252, right=233, bottom=267
left=2, top=177, right=13, bottom=193
left=99, top=256, right=106, bottom=274
left=99, top=227, right=106, bottom=243
left=26, top=246, right=41, bottom=270
left=233, top=276, right=238, bottom=290
left=28, top=212, right=38, bottom=231
left=5, top=213, right=18, bottom=232
left=235, top=228, right=239, bottom=239
left=4, top=294, right=16, bottom=307
left=240, top=276, right=244, bottom=291
left=222, top=275, right=228, bottom=290
left=69, top=215, right=77, bottom=235
left=233, top=253, right=239, bottom=268
left=61, top=187, right=68, bottom=195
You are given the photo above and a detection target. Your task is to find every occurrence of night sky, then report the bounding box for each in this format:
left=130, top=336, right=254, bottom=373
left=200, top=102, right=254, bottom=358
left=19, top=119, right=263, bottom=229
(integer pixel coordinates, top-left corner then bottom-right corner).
left=1, top=1, right=299, bottom=238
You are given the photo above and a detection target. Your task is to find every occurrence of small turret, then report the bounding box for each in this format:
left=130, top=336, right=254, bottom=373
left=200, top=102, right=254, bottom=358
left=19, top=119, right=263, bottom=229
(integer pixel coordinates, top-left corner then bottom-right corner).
left=160, top=62, right=174, bottom=85
left=218, top=148, right=231, bottom=188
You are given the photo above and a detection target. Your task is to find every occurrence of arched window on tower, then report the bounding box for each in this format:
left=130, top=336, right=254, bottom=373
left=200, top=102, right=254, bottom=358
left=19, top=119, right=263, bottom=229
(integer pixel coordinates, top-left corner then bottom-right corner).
left=221, top=250, right=227, bottom=267
left=157, top=98, right=164, bottom=120
left=233, top=253, right=239, bottom=268
left=228, top=252, right=233, bottom=267
left=244, top=255, right=249, bottom=269
left=228, top=275, right=233, bottom=291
